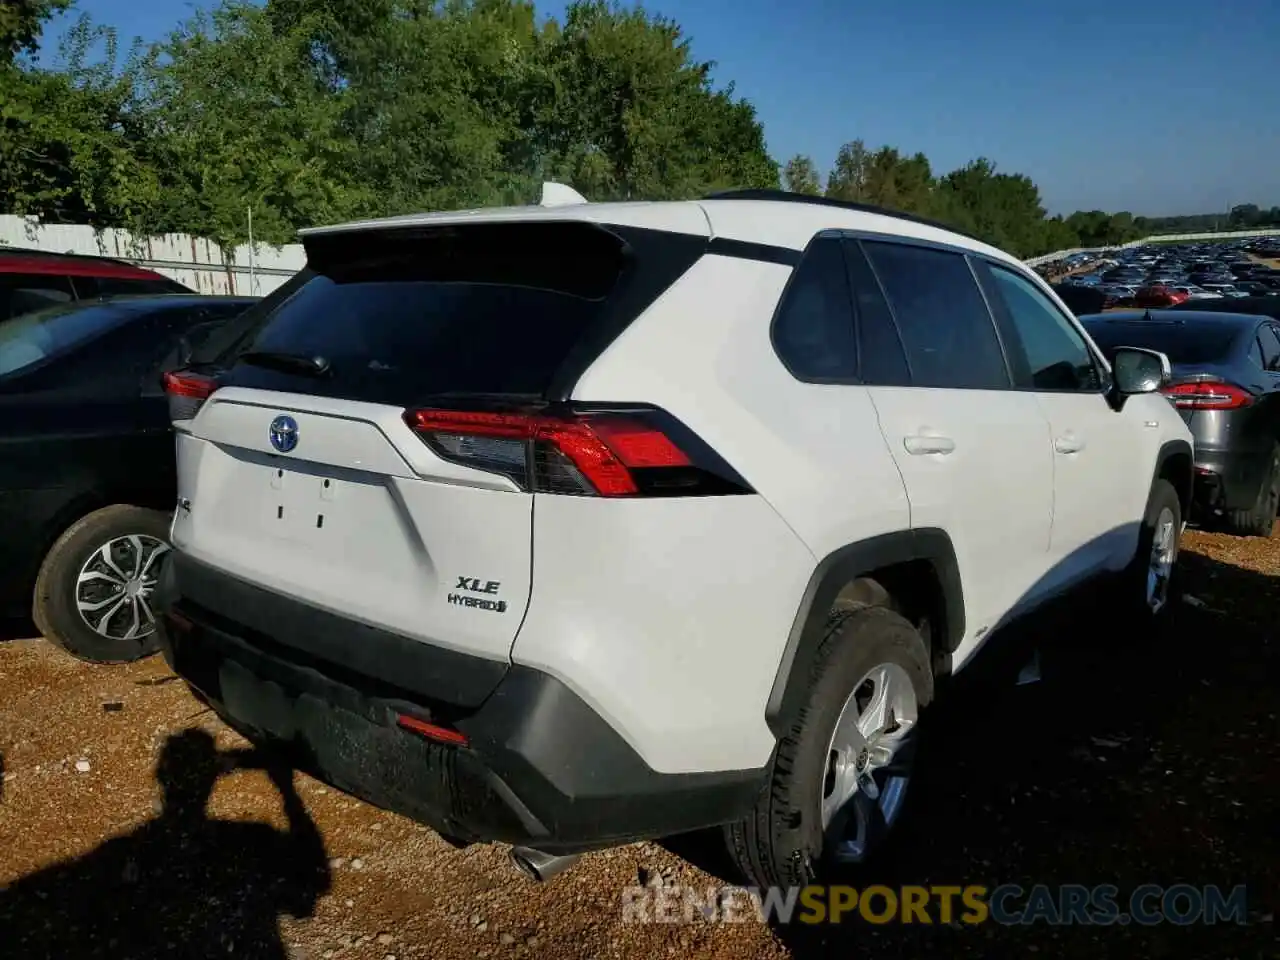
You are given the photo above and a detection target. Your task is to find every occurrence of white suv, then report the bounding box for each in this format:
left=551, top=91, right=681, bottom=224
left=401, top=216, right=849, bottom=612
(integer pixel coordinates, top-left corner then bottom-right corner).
left=156, top=188, right=1193, bottom=887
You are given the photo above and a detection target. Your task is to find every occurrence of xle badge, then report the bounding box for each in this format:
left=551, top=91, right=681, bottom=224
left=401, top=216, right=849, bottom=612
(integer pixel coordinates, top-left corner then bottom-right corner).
left=448, top=576, right=507, bottom=613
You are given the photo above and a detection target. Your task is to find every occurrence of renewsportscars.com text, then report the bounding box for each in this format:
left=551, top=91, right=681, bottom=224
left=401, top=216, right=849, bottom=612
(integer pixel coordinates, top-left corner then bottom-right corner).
left=621, top=883, right=1248, bottom=926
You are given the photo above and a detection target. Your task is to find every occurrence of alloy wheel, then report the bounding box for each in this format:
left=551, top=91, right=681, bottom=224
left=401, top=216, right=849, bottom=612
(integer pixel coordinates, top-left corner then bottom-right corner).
left=819, top=662, right=919, bottom=863
left=75, top=535, right=170, bottom=642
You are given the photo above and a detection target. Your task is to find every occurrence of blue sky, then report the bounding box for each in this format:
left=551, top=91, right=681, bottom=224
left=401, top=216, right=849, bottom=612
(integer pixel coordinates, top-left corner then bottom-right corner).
left=43, top=0, right=1280, bottom=216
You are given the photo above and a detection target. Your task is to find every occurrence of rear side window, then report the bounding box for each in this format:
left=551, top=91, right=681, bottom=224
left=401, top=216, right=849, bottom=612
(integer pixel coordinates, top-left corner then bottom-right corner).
left=862, top=241, right=1010, bottom=390
left=771, top=237, right=858, bottom=381
left=0, top=274, right=74, bottom=320
left=219, top=222, right=702, bottom=404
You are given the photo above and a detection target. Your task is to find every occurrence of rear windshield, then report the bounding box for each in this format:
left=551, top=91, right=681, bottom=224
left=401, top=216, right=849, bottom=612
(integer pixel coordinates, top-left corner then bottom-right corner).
left=214, top=221, right=703, bottom=404
left=1082, top=320, right=1242, bottom=364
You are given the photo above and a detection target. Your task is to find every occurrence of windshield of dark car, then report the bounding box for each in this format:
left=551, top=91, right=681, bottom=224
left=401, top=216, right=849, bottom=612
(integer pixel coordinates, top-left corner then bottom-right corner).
left=0, top=300, right=149, bottom=377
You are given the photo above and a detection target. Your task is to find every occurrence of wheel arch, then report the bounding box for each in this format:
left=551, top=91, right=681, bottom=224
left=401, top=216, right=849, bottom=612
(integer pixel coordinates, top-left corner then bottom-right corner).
left=765, top=528, right=964, bottom=737
left=21, top=483, right=174, bottom=603
left=1153, top=438, right=1193, bottom=520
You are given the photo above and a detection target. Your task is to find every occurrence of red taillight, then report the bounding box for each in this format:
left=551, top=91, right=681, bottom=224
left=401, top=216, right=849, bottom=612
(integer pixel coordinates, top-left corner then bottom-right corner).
left=163, top=371, right=218, bottom=420
left=397, top=713, right=469, bottom=747
left=588, top=418, right=691, bottom=468
left=1162, top=379, right=1254, bottom=410
left=404, top=408, right=694, bottom=497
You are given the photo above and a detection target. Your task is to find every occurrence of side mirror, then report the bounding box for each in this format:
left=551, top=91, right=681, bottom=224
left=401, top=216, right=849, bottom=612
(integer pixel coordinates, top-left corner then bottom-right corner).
left=1112, top=346, right=1171, bottom=395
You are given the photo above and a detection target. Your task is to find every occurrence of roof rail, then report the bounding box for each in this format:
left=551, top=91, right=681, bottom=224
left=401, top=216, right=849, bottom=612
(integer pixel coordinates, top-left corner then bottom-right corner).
left=701, top=189, right=988, bottom=246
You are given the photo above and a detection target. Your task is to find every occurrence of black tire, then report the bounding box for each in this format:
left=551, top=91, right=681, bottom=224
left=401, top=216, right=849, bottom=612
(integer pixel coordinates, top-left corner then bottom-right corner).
left=32, top=505, right=173, bottom=664
left=1116, top=478, right=1182, bottom=626
left=724, top=605, right=933, bottom=888
left=1223, top=446, right=1280, bottom=538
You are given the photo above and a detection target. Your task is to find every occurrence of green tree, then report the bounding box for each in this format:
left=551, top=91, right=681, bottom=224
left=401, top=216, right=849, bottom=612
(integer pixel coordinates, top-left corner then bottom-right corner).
left=0, top=18, right=161, bottom=229
left=825, top=139, right=870, bottom=202
left=863, top=147, right=934, bottom=214
left=139, top=1, right=367, bottom=246
left=937, top=158, right=1050, bottom=257
left=1229, top=203, right=1261, bottom=228
left=0, top=0, right=71, bottom=63
left=534, top=0, right=775, bottom=201
left=782, top=154, right=820, bottom=195
left=17, top=0, right=1265, bottom=261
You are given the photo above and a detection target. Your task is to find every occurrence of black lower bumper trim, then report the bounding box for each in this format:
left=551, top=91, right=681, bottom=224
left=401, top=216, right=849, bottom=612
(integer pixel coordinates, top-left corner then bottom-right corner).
left=157, top=554, right=768, bottom=852
left=166, top=553, right=507, bottom=709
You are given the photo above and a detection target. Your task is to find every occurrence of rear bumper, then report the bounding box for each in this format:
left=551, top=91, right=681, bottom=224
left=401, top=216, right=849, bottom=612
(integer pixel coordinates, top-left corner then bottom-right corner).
left=1192, top=447, right=1271, bottom=514
left=155, top=553, right=767, bottom=853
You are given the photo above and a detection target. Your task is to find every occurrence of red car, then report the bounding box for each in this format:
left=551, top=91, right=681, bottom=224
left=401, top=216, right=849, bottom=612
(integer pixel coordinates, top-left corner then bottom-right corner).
left=1133, top=284, right=1190, bottom=308
left=0, top=248, right=191, bottom=322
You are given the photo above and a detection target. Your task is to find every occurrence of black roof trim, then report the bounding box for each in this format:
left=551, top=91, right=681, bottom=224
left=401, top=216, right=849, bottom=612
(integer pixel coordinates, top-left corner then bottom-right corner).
left=701, top=189, right=989, bottom=246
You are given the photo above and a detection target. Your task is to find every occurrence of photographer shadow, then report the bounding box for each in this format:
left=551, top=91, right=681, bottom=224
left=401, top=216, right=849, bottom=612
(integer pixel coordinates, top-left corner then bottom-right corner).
left=0, top=729, right=331, bottom=959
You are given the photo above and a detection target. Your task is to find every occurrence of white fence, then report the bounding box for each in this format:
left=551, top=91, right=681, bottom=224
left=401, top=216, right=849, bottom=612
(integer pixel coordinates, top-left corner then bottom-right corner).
left=4, top=214, right=1279, bottom=292
left=0, top=216, right=304, bottom=296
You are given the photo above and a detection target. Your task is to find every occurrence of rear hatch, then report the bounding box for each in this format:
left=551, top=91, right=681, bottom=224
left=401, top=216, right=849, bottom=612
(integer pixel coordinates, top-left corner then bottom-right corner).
left=167, top=219, right=706, bottom=679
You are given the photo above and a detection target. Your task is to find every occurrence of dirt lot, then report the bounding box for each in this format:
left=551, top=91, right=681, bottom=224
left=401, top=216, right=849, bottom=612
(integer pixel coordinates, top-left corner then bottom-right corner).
left=1, top=528, right=1276, bottom=960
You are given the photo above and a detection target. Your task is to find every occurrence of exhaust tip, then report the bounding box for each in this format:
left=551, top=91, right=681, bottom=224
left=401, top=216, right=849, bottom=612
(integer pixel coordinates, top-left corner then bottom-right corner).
left=509, top=850, right=541, bottom=882
left=508, top=846, right=581, bottom=882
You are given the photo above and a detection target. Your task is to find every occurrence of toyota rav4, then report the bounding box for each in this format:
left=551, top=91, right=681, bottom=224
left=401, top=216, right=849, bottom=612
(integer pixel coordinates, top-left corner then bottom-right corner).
left=155, top=187, right=1194, bottom=887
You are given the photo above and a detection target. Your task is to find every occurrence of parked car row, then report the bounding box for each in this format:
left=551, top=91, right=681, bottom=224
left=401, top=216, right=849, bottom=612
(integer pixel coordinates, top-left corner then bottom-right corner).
left=1059, top=236, right=1280, bottom=308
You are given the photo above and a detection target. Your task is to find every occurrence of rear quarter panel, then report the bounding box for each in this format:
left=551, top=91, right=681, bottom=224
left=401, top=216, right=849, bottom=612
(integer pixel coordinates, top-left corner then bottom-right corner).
left=552, top=253, right=913, bottom=773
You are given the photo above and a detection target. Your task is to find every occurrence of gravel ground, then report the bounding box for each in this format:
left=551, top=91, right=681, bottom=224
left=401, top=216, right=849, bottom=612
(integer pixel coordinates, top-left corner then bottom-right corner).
left=0, top=527, right=1276, bottom=959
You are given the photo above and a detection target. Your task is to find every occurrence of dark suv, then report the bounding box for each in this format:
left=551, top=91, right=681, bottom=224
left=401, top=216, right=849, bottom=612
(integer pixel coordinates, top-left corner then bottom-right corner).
left=0, top=248, right=190, bottom=321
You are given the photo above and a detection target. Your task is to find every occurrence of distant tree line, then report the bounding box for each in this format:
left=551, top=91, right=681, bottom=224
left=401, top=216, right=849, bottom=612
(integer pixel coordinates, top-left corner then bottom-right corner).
left=784, top=148, right=1279, bottom=257
left=1139, top=204, right=1280, bottom=236
left=1, top=0, right=1274, bottom=259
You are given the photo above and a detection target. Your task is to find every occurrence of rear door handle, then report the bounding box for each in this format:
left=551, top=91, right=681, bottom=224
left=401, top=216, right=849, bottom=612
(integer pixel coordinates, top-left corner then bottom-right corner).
left=1054, top=435, right=1085, bottom=454
left=904, top=435, right=956, bottom=456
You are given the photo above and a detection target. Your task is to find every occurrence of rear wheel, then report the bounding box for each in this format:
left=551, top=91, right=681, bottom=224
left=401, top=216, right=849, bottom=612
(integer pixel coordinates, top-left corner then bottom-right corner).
left=1224, top=446, right=1280, bottom=538
left=32, top=505, right=172, bottom=664
left=724, top=604, right=933, bottom=887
